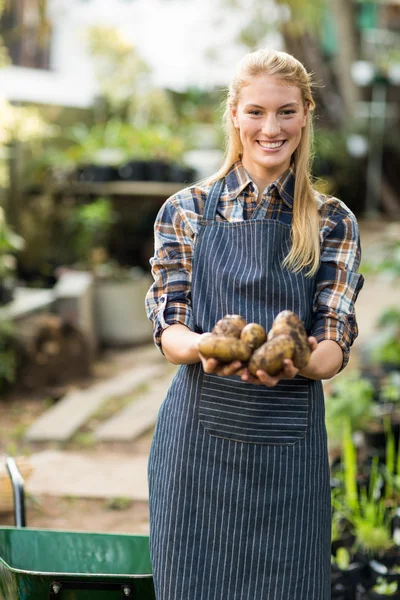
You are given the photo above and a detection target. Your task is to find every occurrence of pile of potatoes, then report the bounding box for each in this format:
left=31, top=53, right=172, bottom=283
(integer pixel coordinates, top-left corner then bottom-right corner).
left=198, top=311, right=310, bottom=376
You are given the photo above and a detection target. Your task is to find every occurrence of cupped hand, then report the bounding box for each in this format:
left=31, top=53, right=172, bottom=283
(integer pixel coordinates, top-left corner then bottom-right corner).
left=198, top=352, right=243, bottom=377
left=239, top=336, right=318, bottom=388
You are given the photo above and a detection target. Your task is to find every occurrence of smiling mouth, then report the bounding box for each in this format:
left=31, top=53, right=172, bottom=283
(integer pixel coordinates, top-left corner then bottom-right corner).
left=257, top=140, right=286, bottom=149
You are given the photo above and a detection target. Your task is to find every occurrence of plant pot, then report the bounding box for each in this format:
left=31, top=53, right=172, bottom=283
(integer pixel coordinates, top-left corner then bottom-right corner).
left=169, top=164, right=197, bottom=183
left=144, top=159, right=171, bottom=182
left=356, top=584, right=400, bottom=600
left=0, top=280, right=15, bottom=305
left=118, top=160, right=148, bottom=181
left=76, top=164, right=119, bottom=183
left=332, top=529, right=357, bottom=554
left=331, top=582, right=348, bottom=599
left=94, top=275, right=153, bottom=346
left=363, top=424, right=387, bottom=456
left=331, top=561, right=365, bottom=599
left=369, top=559, right=400, bottom=586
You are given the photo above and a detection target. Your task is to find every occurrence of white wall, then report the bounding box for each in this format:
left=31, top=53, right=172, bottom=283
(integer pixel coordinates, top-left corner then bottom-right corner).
left=0, top=0, right=282, bottom=107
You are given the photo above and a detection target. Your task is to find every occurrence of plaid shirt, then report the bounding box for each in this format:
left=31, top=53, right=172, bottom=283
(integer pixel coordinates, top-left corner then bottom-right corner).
left=145, top=159, right=364, bottom=370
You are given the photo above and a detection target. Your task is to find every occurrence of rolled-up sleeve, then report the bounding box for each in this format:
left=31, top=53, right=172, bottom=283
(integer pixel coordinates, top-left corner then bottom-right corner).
left=145, top=197, right=195, bottom=352
left=311, top=211, right=364, bottom=371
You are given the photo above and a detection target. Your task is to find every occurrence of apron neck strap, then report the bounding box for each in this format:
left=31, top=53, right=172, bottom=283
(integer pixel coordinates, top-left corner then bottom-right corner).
left=203, top=178, right=225, bottom=221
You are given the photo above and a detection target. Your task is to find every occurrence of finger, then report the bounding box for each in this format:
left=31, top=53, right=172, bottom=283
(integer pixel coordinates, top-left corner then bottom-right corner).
left=282, top=359, right=299, bottom=379
left=203, top=358, right=219, bottom=373
left=256, top=370, right=280, bottom=388
left=216, top=361, right=242, bottom=377
left=308, top=336, right=318, bottom=352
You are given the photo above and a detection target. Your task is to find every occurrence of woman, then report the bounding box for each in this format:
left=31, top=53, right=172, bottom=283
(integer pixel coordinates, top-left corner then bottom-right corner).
left=145, top=49, right=364, bottom=599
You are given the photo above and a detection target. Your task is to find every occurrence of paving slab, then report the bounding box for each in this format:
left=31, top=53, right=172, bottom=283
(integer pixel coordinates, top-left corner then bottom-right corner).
left=95, top=369, right=176, bottom=441
left=25, top=363, right=169, bottom=442
left=27, top=450, right=150, bottom=501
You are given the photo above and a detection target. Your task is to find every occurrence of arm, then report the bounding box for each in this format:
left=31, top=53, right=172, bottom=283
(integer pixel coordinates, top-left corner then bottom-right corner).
left=144, top=195, right=196, bottom=352
left=310, top=210, right=364, bottom=372
left=299, top=339, right=342, bottom=379
left=161, top=323, right=200, bottom=364
left=145, top=193, right=244, bottom=377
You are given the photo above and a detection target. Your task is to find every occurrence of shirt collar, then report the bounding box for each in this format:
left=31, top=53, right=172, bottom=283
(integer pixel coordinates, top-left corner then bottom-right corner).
left=225, top=159, right=295, bottom=208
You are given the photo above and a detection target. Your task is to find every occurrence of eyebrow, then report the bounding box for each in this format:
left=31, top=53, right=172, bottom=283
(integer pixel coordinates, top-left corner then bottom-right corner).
left=244, top=102, right=299, bottom=109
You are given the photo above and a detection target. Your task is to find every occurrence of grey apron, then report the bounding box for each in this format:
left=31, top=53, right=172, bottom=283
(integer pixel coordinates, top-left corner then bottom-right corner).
left=148, top=178, right=331, bottom=599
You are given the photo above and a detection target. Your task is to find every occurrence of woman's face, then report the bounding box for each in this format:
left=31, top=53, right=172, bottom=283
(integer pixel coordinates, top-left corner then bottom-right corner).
left=230, top=74, right=309, bottom=183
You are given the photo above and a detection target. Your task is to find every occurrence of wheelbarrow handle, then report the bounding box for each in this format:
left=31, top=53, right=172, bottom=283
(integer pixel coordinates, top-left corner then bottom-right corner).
left=6, top=456, right=26, bottom=528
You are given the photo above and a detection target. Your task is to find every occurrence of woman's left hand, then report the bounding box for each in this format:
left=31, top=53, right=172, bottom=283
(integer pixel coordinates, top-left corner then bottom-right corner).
left=239, top=336, right=318, bottom=387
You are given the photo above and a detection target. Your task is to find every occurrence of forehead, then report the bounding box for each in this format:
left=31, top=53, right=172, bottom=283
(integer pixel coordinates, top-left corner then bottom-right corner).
left=238, top=74, right=302, bottom=106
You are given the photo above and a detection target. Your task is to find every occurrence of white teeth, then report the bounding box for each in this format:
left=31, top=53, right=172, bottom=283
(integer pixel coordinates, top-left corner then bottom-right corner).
left=258, top=141, right=285, bottom=149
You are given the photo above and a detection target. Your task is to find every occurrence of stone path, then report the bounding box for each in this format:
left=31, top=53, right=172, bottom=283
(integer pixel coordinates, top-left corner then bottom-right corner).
left=95, top=371, right=176, bottom=441
left=26, top=450, right=150, bottom=501
left=25, top=362, right=173, bottom=442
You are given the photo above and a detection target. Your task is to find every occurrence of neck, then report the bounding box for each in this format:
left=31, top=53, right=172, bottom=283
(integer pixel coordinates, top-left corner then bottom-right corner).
left=241, top=159, right=290, bottom=197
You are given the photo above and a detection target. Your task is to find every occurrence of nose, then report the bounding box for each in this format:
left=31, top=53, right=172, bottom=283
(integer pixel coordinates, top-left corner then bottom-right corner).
left=261, top=115, right=281, bottom=138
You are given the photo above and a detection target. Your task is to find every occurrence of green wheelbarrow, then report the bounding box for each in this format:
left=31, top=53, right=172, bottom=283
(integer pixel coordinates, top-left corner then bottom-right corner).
left=0, top=458, right=155, bottom=600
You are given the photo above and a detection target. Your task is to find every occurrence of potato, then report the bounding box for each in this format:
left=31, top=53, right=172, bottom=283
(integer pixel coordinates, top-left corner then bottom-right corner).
left=248, top=334, right=295, bottom=376
left=198, top=333, right=252, bottom=363
left=268, top=310, right=310, bottom=369
left=212, top=314, right=247, bottom=339
left=240, top=323, right=267, bottom=350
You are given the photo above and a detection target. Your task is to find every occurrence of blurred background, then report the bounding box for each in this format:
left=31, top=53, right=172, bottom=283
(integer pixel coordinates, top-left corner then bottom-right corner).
left=0, top=1, right=400, bottom=597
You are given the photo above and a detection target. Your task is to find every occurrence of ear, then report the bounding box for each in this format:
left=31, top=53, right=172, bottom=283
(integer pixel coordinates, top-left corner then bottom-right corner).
left=230, top=106, right=239, bottom=129
left=302, top=102, right=310, bottom=127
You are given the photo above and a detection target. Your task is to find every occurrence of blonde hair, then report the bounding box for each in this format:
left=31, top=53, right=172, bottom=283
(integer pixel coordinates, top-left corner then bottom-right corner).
left=206, top=49, right=320, bottom=277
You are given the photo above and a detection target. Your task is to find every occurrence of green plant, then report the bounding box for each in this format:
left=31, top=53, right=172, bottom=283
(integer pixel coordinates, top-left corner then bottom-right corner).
left=0, top=318, right=16, bottom=390
left=332, top=547, right=351, bottom=570
left=380, top=372, right=400, bottom=404
left=372, top=336, right=400, bottom=368
left=106, top=497, right=133, bottom=511
left=341, top=419, right=395, bottom=557
left=362, top=233, right=400, bottom=284
left=373, top=577, right=398, bottom=596
left=65, top=197, right=118, bottom=267
left=64, top=120, right=137, bottom=167
left=0, top=206, right=25, bottom=279
left=367, top=307, right=400, bottom=369
left=325, top=370, right=375, bottom=446
left=377, top=308, right=400, bottom=329
left=62, top=120, right=186, bottom=168
left=382, top=416, right=400, bottom=499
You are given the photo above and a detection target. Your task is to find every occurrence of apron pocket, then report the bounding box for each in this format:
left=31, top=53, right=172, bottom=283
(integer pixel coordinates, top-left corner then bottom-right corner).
left=198, top=374, right=309, bottom=445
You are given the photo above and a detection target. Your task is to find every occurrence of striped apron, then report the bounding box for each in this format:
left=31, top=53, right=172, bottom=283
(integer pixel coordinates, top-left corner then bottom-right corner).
left=148, top=179, right=331, bottom=599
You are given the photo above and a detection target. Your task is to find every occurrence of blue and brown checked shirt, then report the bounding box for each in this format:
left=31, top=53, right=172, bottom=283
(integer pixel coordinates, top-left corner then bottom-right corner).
left=145, top=159, right=364, bottom=369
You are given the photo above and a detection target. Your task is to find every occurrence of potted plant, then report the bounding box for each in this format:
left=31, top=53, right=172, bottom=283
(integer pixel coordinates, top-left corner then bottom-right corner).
left=325, top=370, right=376, bottom=452
left=0, top=317, right=17, bottom=393
left=0, top=207, right=25, bottom=305
left=331, top=546, right=365, bottom=599
left=64, top=120, right=138, bottom=182
left=339, top=421, right=397, bottom=565
left=92, top=260, right=153, bottom=346
left=63, top=197, right=153, bottom=346
left=119, top=125, right=188, bottom=183
left=366, top=309, right=400, bottom=376
left=357, top=577, right=400, bottom=599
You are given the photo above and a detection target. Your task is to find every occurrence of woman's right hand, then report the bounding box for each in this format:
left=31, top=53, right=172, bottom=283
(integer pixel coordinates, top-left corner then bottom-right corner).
left=161, top=324, right=243, bottom=376
left=198, top=351, right=243, bottom=377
